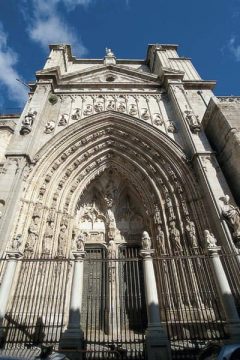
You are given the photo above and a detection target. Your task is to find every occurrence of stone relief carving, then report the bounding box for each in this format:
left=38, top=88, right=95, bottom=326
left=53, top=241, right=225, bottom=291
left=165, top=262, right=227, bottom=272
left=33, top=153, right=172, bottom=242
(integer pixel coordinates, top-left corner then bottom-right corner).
left=169, top=221, right=182, bottom=252
left=20, top=110, right=37, bottom=135
left=204, top=230, right=217, bottom=248
left=44, top=121, right=55, bottom=134
left=184, top=110, right=201, bottom=133
left=220, top=195, right=240, bottom=242
left=141, top=231, right=151, bottom=250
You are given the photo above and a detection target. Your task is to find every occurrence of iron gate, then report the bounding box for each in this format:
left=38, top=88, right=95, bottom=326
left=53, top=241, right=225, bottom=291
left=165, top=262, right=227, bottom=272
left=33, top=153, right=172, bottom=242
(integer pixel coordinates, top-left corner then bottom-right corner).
left=81, top=246, right=147, bottom=359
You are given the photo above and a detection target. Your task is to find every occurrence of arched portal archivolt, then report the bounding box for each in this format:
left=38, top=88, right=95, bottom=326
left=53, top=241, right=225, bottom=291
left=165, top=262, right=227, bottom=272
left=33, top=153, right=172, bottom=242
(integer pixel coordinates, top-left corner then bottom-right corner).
left=12, top=111, right=210, bottom=257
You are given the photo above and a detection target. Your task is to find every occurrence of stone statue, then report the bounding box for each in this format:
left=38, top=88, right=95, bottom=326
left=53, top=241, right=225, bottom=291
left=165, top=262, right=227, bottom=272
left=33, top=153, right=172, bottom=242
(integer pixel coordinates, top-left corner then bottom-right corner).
left=44, top=121, right=55, bottom=134
left=185, top=110, right=201, bottom=133
left=154, top=204, right=161, bottom=224
left=167, top=121, right=176, bottom=133
left=105, top=48, right=115, bottom=57
left=94, top=102, right=104, bottom=113
left=12, top=234, right=22, bottom=250
left=20, top=110, right=37, bottom=134
left=117, top=102, right=126, bottom=112
left=153, top=113, right=164, bottom=126
left=42, top=220, right=54, bottom=254
left=57, top=223, right=67, bottom=256
left=141, top=231, right=151, bottom=250
left=204, top=230, right=217, bottom=248
left=83, top=104, right=93, bottom=116
left=141, top=108, right=150, bottom=120
left=107, top=240, right=117, bottom=259
left=106, top=100, right=115, bottom=110
left=221, top=195, right=240, bottom=240
left=25, top=215, right=40, bottom=251
left=156, top=225, right=166, bottom=253
left=71, top=108, right=81, bottom=120
left=169, top=221, right=182, bottom=252
left=185, top=217, right=198, bottom=247
left=58, top=114, right=68, bottom=126
left=76, top=233, right=85, bottom=251
left=129, top=104, right=138, bottom=116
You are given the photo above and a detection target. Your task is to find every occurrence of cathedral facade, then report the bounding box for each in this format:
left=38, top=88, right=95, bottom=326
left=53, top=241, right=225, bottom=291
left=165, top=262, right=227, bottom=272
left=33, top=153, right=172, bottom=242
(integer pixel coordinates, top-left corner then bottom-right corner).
left=0, top=44, right=240, bottom=359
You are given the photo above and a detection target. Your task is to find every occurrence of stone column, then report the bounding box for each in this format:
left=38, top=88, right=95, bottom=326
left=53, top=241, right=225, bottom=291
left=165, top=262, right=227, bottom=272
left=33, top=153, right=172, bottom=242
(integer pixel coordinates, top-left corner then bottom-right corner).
left=0, top=250, right=23, bottom=340
left=140, top=249, right=171, bottom=360
left=206, top=244, right=240, bottom=341
left=61, top=250, right=86, bottom=351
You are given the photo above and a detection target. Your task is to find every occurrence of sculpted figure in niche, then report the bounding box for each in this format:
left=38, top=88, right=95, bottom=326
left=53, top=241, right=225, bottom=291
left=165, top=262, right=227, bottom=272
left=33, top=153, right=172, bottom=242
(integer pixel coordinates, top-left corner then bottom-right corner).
left=44, top=121, right=55, bottom=134
left=117, top=102, right=126, bottom=113
left=83, top=104, right=93, bottom=116
left=169, top=221, right=182, bottom=252
left=129, top=104, right=138, bottom=116
left=57, top=223, right=67, bottom=256
left=12, top=234, right=22, bottom=250
left=76, top=232, right=85, bottom=251
left=42, top=220, right=54, bottom=255
left=221, top=195, right=240, bottom=240
left=141, top=108, right=150, bottom=120
left=156, top=225, right=166, bottom=254
left=141, top=231, right=151, bottom=250
left=25, top=215, right=40, bottom=251
left=58, top=114, right=68, bottom=126
left=204, top=230, right=217, bottom=248
left=153, top=113, right=164, bottom=126
left=107, top=240, right=117, bottom=259
left=106, top=100, right=115, bottom=110
left=185, top=217, right=198, bottom=247
left=165, top=195, right=175, bottom=221
left=94, top=102, right=104, bottom=113
left=154, top=204, right=162, bottom=224
left=71, top=108, right=81, bottom=120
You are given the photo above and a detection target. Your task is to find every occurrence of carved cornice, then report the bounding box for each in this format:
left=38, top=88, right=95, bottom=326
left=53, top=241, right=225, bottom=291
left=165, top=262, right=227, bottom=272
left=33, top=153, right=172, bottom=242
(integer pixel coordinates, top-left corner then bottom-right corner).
left=0, top=119, right=17, bottom=133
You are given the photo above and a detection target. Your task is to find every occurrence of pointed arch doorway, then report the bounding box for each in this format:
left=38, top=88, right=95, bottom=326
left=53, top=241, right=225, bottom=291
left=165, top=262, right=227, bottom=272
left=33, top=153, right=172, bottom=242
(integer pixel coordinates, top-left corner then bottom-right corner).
left=76, top=167, right=148, bottom=358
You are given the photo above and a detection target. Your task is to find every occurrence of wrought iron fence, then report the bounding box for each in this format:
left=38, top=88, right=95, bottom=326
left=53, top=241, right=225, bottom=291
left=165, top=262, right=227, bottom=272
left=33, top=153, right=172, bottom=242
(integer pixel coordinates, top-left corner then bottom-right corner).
left=0, top=249, right=239, bottom=359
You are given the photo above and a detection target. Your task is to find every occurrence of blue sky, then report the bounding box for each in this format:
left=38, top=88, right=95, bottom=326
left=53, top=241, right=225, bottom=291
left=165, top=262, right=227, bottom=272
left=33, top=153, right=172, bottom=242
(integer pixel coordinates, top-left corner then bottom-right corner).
left=0, top=0, right=239, bottom=111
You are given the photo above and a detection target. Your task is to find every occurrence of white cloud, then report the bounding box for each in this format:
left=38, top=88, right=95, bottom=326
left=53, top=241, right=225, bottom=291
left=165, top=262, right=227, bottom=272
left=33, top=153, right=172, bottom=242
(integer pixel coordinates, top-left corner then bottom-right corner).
left=0, top=23, right=27, bottom=106
left=27, top=0, right=88, bottom=56
left=228, top=36, right=240, bottom=61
